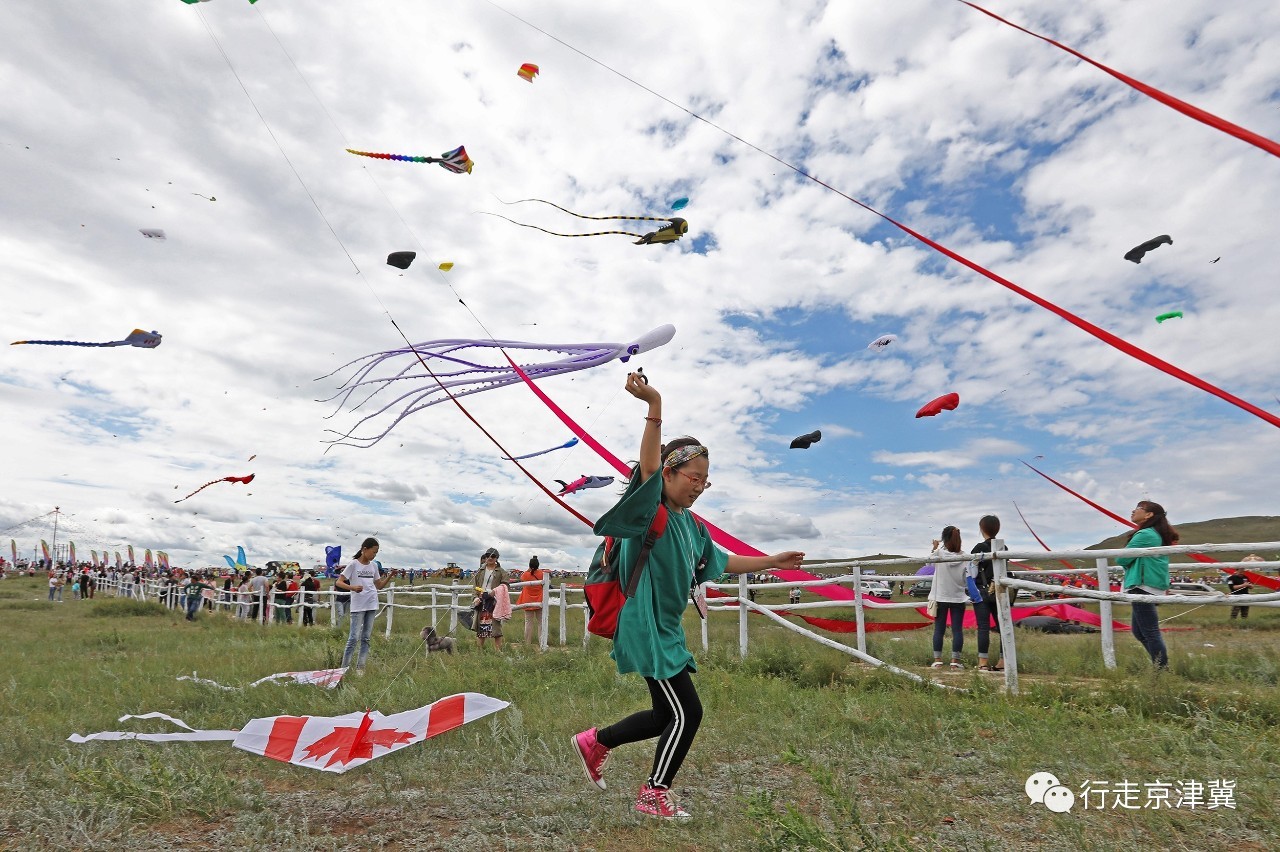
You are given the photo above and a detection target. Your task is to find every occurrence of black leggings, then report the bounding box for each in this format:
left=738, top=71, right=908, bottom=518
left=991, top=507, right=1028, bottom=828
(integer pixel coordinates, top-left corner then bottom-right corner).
left=596, top=667, right=702, bottom=789
left=973, top=599, right=999, bottom=656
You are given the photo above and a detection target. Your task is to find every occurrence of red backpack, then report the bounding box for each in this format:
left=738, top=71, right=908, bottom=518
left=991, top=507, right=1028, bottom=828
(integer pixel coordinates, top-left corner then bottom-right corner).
left=584, top=505, right=669, bottom=639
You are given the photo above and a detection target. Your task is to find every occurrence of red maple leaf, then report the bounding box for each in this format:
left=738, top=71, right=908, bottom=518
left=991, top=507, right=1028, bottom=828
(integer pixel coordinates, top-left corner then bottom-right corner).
left=299, top=714, right=417, bottom=767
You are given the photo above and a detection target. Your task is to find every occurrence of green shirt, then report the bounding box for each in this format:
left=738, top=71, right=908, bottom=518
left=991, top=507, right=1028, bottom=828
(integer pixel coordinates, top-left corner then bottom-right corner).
left=1117, top=527, right=1170, bottom=591
left=593, top=472, right=728, bottom=680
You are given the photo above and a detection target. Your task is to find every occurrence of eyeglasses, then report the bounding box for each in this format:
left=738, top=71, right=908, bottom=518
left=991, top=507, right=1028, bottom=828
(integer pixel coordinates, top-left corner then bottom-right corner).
left=672, top=469, right=710, bottom=489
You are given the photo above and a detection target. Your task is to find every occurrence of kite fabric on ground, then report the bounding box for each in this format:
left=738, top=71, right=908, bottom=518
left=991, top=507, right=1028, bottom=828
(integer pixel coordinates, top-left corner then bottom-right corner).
left=346, top=146, right=473, bottom=174
left=175, top=473, right=255, bottom=503
left=1124, top=234, right=1172, bottom=264
left=867, top=334, right=897, bottom=351
left=386, top=251, right=415, bottom=270
left=484, top=198, right=688, bottom=245
left=554, top=475, right=614, bottom=496
left=502, top=437, right=579, bottom=461
left=11, top=329, right=162, bottom=349
left=177, top=668, right=347, bottom=691
left=915, top=392, right=960, bottom=418
left=517, top=63, right=539, bottom=82
left=789, top=430, right=821, bottom=449
left=69, top=692, right=509, bottom=774
left=1156, top=311, right=1184, bottom=323
left=318, top=324, right=676, bottom=449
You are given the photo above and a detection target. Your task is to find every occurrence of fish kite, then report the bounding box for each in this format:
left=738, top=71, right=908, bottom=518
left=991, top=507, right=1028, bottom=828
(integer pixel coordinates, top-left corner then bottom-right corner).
left=318, top=325, right=676, bottom=449
left=867, top=334, right=897, bottom=352
left=915, top=392, right=960, bottom=418
left=175, top=473, right=255, bottom=503
left=68, top=692, right=509, bottom=774
left=1155, top=311, right=1183, bottom=323
left=11, top=329, right=162, bottom=349
left=438, top=262, right=454, bottom=271
left=670, top=197, right=689, bottom=211
left=346, top=146, right=473, bottom=174
left=503, top=437, right=579, bottom=461
left=555, top=475, right=614, bottom=496
left=387, top=251, right=416, bottom=270
left=789, top=430, right=821, bottom=449
left=1124, top=235, right=1172, bottom=264
left=517, top=63, right=539, bottom=82
left=484, top=198, right=688, bottom=246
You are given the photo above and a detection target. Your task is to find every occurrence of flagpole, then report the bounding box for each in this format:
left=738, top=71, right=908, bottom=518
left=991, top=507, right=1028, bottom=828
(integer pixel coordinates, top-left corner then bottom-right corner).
left=51, top=506, right=60, bottom=569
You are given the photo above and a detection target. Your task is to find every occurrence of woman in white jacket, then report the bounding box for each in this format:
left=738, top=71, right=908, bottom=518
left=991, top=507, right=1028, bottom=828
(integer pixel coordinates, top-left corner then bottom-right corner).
left=929, top=526, right=973, bottom=670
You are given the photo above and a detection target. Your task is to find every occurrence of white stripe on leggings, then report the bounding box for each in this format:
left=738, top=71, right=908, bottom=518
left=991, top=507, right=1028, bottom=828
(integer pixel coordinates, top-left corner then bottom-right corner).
left=651, top=676, right=685, bottom=787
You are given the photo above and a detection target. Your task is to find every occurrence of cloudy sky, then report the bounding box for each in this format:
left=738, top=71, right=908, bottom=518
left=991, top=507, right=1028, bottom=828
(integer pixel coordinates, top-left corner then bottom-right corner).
left=1, top=0, right=1277, bottom=571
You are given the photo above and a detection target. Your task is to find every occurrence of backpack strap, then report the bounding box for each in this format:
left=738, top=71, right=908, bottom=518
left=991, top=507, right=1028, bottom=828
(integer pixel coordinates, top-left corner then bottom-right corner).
left=623, top=503, right=669, bottom=598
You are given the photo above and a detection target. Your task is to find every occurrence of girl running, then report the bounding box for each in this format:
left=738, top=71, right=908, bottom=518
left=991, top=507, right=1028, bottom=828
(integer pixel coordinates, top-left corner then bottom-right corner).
left=572, top=372, right=804, bottom=820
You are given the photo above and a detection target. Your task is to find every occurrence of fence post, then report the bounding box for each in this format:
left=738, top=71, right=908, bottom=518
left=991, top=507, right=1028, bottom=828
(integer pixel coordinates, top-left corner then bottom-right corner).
left=854, top=565, right=867, bottom=656
left=330, top=587, right=337, bottom=628
left=385, top=582, right=395, bottom=638
left=449, top=584, right=459, bottom=633
left=701, top=586, right=709, bottom=651
left=991, top=539, right=1018, bottom=694
left=738, top=573, right=749, bottom=660
left=559, top=583, right=569, bottom=646
left=431, top=588, right=438, bottom=628
left=539, top=572, right=551, bottom=651
left=260, top=588, right=268, bottom=626
left=1097, top=557, right=1116, bottom=669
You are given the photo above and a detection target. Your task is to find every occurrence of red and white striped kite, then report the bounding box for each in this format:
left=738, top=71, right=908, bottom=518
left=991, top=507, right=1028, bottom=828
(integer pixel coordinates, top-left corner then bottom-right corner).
left=69, top=692, right=509, bottom=773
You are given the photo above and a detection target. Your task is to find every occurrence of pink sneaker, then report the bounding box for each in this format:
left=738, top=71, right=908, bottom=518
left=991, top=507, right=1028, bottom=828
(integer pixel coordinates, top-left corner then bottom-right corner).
left=635, top=783, right=691, bottom=820
left=572, top=728, right=609, bottom=790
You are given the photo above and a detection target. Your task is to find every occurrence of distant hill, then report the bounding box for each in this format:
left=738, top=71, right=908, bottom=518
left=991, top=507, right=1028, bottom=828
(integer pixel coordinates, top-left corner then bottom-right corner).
left=1088, top=516, right=1280, bottom=564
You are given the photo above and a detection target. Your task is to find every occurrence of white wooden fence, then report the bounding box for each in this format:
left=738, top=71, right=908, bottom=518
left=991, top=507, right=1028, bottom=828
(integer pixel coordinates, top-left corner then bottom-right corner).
left=90, top=538, right=1280, bottom=692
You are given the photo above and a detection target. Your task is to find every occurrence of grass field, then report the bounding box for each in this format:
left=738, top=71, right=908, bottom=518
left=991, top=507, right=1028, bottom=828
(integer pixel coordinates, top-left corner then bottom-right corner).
left=1, top=576, right=1277, bottom=851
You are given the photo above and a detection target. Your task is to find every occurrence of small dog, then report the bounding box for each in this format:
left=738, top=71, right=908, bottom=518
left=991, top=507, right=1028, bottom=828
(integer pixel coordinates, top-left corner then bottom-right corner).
left=422, top=626, right=456, bottom=654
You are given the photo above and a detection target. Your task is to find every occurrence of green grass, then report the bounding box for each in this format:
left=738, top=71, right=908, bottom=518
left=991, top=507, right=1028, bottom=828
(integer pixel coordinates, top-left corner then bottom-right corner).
left=0, top=577, right=1277, bottom=850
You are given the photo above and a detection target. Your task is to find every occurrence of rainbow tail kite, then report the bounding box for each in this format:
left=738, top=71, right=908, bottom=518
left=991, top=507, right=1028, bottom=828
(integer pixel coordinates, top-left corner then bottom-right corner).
left=11, top=329, right=161, bottom=349
left=346, top=146, right=473, bottom=174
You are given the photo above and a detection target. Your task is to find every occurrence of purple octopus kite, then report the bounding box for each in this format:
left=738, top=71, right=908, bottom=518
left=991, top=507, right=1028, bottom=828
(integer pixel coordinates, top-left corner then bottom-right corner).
left=319, top=325, right=675, bottom=449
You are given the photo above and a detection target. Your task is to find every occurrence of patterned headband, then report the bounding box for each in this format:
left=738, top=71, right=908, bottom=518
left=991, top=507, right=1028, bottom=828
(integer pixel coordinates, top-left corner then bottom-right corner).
left=663, top=444, right=708, bottom=469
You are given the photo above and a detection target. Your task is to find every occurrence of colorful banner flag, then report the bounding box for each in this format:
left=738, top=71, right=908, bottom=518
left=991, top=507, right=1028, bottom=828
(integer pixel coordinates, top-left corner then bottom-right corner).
left=127, top=545, right=135, bottom=565
left=68, top=542, right=76, bottom=565
left=41, top=540, right=50, bottom=562
left=115, top=551, right=122, bottom=570
left=144, top=549, right=153, bottom=569
left=9, top=540, right=15, bottom=564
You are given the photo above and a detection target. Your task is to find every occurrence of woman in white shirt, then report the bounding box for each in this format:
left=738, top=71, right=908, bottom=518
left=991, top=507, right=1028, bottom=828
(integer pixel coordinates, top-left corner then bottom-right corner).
left=336, top=538, right=391, bottom=674
left=929, top=526, right=973, bottom=670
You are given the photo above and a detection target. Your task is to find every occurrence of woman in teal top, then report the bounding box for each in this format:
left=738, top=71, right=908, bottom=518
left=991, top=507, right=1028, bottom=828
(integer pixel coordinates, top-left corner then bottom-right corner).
left=572, top=372, right=804, bottom=820
left=1117, top=500, right=1173, bottom=668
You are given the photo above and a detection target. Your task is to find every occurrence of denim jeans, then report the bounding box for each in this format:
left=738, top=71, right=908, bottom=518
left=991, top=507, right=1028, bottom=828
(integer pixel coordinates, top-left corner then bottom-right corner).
left=342, top=609, right=377, bottom=668
left=1128, top=590, right=1168, bottom=668
left=932, top=602, right=966, bottom=656
left=185, top=595, right=201, bottom=619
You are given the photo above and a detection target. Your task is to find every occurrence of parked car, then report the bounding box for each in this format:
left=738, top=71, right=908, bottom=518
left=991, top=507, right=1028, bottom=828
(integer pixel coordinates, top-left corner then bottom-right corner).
left=1168, top=582, right=1221, bottom=596
left=860, top=582, right=893, bottom=598
left=908, top=581, right=933, bottom=598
